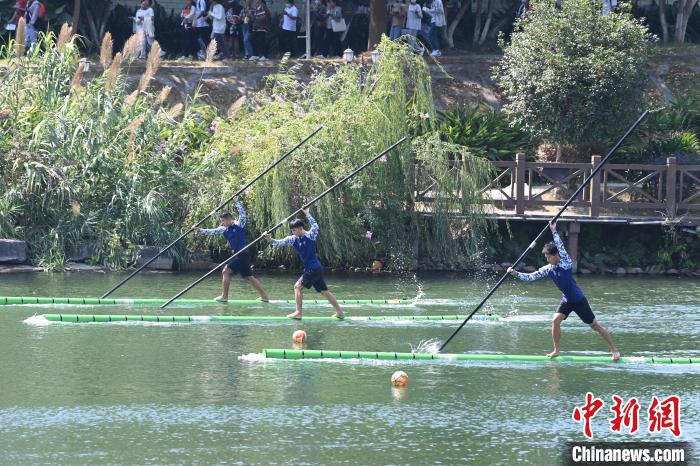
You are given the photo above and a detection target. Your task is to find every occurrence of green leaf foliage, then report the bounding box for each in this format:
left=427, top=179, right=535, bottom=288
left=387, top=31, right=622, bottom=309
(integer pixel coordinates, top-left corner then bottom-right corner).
left=493, top=0, right=656, bottom=147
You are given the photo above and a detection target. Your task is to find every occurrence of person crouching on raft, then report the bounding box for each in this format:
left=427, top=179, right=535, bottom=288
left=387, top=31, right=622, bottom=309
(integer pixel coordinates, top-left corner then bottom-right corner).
left=194, top=198, right=270, bottom=303
left=507, top=221, right=620, bottom=360
left=264, top=206, right=345, bottom=319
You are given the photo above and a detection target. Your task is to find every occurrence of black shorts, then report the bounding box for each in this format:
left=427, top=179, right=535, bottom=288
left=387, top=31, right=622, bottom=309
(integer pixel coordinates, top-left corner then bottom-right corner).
left=556, top=297, right=596, bottom=324
left=299, top=268, right=328, bottom=293
left=226, top=252, right=253, bottom=278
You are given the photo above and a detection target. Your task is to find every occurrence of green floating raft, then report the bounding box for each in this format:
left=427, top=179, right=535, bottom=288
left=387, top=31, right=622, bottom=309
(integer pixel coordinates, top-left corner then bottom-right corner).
left=1, top=296, right=411, bottom=306
left=262, top=349, right=698, bottom=365
left=29, top=314, right=501, bottom=323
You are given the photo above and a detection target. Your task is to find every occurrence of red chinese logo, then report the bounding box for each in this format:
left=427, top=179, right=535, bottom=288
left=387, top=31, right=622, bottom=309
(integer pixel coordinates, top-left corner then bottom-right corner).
left=572, top=392, right=604, bottom=439
left=648, top=395, right=682, bottom=437
left=572, top=393, right=682, bottom=438
left=609, top=395, right=640, bottom=434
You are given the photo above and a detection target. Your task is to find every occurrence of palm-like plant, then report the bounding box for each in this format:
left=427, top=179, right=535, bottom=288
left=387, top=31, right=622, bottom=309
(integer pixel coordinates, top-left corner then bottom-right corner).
left=435, top=105, right=534, bottom=160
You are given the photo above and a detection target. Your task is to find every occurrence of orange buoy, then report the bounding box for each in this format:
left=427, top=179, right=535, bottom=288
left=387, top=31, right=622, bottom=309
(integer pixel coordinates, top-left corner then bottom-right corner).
left=391, top=370, right=409, bottom=387
left=292, top=330, right=307, bottom=343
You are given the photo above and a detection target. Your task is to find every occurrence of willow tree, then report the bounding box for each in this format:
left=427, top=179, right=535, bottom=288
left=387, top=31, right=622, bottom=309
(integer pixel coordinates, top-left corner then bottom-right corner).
left=193, top=40, right=493, bottom=271
left=493, top=0, right=655, bottom=161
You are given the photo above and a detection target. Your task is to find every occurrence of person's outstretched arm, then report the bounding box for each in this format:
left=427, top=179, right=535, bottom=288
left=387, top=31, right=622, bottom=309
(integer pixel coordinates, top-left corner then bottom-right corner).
left=306, top=213, right=319, bottom=240
left=235, top=200, right=247, bottom=228
left=196, top=226, right=226, bottom=235
left=268, top=234, right=295, bottom=247
left=510, top=265, right=551, bottom=282
left=550, top=222, right=573, bottom=270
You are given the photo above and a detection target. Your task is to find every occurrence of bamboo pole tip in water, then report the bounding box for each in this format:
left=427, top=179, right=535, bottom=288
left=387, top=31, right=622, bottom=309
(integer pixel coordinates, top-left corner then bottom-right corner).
left=391, top=371, right=409, bottom=388
left=292, top=330, right=307, bottom=343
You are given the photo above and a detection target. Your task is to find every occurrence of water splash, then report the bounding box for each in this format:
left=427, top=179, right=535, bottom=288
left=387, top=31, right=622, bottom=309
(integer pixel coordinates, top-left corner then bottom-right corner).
left=23, top=315, right=49, bottom=326
left=410, top=338, right=442, bottom=354
left=238, top=352, right=267, bottom=362
left=413, top=276, right=425, bottom=302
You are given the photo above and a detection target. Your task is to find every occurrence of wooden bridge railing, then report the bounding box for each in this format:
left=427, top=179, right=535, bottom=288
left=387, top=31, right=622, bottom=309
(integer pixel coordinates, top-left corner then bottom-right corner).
left=416, top=155, right=700, bottom=220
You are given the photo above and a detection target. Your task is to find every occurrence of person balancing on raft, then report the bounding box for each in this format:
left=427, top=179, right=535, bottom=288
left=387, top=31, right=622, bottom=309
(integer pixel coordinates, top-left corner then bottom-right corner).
left=264, top=206, right=345, bottom=320
left=507, top=221, right=620, bottom=360
left=194, top=198, right=270, bottom=303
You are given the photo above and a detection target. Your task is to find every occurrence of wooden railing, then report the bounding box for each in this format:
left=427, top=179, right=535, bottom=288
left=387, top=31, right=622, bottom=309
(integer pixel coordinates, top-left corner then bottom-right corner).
left=416, top=155, right=700, bottom=220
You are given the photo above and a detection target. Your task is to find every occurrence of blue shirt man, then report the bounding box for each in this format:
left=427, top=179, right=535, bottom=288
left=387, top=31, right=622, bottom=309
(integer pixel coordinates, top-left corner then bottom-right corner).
left=508, top=221, right=619, bottom=360
left=266, top=206, right=344, bottom=320
left=195, top=199, right=269, bottom=303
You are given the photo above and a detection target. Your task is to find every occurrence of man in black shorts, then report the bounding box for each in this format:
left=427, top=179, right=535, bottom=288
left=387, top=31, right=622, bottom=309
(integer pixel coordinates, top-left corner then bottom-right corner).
left=508, top=221, right=620, bottom=360
left=265, top=206, right=344, bottom=319
left=195, top=198, right=269, bottom=302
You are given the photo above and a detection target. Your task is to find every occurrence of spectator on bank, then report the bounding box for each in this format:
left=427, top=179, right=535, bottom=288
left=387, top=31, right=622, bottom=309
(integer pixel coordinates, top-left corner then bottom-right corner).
left=602, top=0, right=617, bottom=16
left=311, top=0, right=328, bottom=57
left=241, top=0, right=255, bottom=59
left=388, top=0, right=407, bottom=40
left=281, top=0, right=299, bottom=57
left=195, top=0, right=211, bottom=59
left=180, top=0, right=197, bottom=60
left=252, top=0, right=271, bottom=60
left=25, top=0, right=46, bottom=50
left=10, top=0, right=27, bottom=27
left=325, top=0, right=343, bottom=57
left=422, top=0, right=445, bottom=57
left=133, top=0, right=155, bottom=59
left=209, top=0, right=230, bottom=59
left=226, top=0, right=243, bottom=59
left=405, top=0, right=422, bottom=36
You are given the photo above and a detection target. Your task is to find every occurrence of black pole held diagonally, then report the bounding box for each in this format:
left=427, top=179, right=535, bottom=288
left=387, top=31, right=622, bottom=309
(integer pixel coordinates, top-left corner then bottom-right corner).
left=439, top=110, right=653, bottom=352
left=160, top=137, right=407, bottom=309
left=101, top=126, right=324, bottom=299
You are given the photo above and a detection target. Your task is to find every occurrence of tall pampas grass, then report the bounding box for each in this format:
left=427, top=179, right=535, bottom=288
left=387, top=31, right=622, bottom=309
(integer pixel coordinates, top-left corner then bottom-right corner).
left=105, top=52, right=123, bottom=90
left=158, top=86, right=172, bottom=104
left=138, top=41, right=162, bottom=92
left=14, top=17, right=26, bottom=58
left=100, top=32, right=113, bottom=68
left=167, top=103, right=183, bottom=120
left=205, top=40, right=217, bottom=63
left=125, top=89, right=139, bottom=106
left=56, top=23, right=72, bottom=53
left=70, top=61, right=85, bottom=89
left=122, top=33, right=142, bottom=63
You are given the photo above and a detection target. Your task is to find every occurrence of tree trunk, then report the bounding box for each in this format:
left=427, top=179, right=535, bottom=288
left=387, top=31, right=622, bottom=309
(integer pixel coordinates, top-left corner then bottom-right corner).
left=80, top=1, right=115, bottom=50
left=556, top=139, right=563, bottom=163
left=478, top=0, right=494, bottom=45
left=446, top=1, right=469, bottom=49
left=674, top=0, right=698, bottom=43
left=486, top=3, right=518, bottom=40
left=472, top=0, right=482, bottom=46
left=368, top=0, right=387, bottom=50
left=71, top=0, right=81, bottom=36
left=84, top=4, right=99, bottom=47
left=656, top=0, right=668, bottom=43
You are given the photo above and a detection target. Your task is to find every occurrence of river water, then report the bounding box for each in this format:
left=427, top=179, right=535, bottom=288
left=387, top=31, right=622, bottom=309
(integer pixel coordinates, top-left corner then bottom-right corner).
left=1, top=272, right=698, bottom=464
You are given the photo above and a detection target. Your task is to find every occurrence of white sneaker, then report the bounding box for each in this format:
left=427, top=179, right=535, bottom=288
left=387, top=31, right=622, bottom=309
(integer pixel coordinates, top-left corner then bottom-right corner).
left=315, top=54, right=325, bottom=58
left=248, top=55, right=259, bottom=60
left=258, top=56, right=268, bottom=61
left=178, top=55, right=188, bottom=61
left=430, top=50, right=442, bottom=57
left=197, top=52, right=205, bottom=60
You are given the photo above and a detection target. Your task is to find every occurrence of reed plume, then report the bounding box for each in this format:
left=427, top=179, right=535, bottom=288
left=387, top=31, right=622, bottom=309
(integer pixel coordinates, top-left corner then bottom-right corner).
left=14, top=17, right=26, bottom=58
left=56, top=23, right=72, bottom=53
left=99, top=32, right=114, bottom=68
left=105, top=52, right=123, bottom=90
